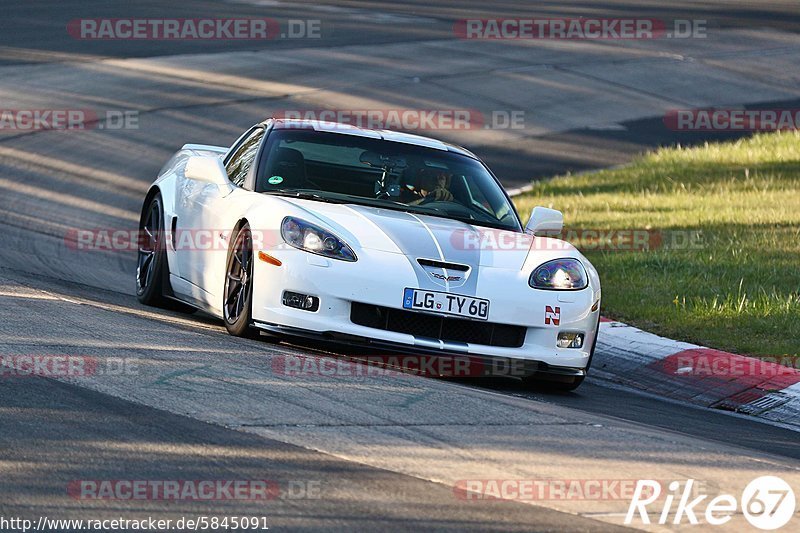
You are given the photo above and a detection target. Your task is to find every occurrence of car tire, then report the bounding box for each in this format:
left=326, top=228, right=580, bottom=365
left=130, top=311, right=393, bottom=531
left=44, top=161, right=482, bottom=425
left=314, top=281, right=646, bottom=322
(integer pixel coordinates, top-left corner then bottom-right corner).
left=223, top=223, right=259, bottom=339
left=136, top=192, right=196, bottom=313
left=136, top=193, right=172, bottom=307
left=521, top=318, right=599, bottom=392
left=584, top=317, right=601, bottom=373
left=522, top=374, right=585, bottom=392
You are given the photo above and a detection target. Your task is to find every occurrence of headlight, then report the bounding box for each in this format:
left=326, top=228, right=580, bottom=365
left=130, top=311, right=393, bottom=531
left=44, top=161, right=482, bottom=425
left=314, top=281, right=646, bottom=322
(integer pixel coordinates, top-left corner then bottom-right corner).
left=281, top=217, right=357, bottom=262
left=529, top=258, right=588, bottom=290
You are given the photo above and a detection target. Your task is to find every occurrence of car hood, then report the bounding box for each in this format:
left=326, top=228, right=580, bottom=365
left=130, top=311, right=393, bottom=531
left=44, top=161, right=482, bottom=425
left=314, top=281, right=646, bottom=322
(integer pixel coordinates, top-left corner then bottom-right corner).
left=283, top=199, right=534, bottom=270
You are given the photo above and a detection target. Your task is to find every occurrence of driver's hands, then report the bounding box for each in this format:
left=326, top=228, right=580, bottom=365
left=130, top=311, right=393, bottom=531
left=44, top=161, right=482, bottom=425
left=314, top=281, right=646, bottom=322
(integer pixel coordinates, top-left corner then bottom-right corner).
left=428, top=186, right=454, bottom=202
left=411, top=170, right=454, bottom=204
left=410, top=186, right=454, bottom=204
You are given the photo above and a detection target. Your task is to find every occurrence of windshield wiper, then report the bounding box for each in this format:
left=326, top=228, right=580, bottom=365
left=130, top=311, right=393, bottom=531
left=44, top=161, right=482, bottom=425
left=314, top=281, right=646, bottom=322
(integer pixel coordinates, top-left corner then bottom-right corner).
left=412, top=210, right=515, bottom=231
left=264, top=190, right=347, bottom=204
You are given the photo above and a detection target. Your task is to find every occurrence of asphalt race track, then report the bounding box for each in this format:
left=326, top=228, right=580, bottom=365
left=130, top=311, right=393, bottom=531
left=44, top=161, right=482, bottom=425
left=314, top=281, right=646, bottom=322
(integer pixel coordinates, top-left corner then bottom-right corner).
left=1, top=1, right=799, bottom=531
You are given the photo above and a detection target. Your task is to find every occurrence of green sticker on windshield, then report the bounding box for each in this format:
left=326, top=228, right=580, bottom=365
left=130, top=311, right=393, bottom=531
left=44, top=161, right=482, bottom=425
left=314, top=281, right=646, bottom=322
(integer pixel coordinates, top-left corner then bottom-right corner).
left=268, top=175, right=284, bottom=185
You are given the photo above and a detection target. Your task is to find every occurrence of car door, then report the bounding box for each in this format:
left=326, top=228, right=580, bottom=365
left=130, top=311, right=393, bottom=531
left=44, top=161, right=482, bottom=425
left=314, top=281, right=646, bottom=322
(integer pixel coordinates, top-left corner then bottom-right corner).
left=175, top=127, right=265, bottom=302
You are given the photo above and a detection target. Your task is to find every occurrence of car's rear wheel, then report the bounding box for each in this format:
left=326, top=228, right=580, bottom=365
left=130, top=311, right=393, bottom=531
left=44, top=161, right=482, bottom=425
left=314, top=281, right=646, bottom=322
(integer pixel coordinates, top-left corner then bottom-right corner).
left=223, top=223, right=259, bottom=338
left=136, top=192, right=195, bottom=313
left=136, top=193, right=169, bottom=306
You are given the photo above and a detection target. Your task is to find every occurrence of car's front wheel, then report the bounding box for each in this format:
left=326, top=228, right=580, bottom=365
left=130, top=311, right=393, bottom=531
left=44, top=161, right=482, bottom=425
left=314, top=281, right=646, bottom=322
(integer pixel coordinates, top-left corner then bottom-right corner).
left=223, top=223, right=259, bottom=338
left=523, top=374, right=585, bottom=392
left=522, top=319, right=599, bottom=392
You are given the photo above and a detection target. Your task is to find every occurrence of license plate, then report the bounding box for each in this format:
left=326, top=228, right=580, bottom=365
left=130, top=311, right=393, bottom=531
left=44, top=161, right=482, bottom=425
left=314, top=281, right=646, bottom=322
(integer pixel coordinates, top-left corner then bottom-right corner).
left=402, top=288, right=489, bottom=320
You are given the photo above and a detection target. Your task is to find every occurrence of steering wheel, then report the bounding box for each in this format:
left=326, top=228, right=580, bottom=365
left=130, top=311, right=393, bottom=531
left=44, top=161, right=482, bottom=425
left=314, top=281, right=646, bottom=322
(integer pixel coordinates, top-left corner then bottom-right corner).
left=417, top=195, right=439, bottom=206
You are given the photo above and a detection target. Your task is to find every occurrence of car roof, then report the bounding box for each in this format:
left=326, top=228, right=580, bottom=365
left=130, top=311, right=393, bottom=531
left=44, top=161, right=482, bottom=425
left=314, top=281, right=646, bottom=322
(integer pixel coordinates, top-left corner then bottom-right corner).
left=263, top=119, right=479, bottom=159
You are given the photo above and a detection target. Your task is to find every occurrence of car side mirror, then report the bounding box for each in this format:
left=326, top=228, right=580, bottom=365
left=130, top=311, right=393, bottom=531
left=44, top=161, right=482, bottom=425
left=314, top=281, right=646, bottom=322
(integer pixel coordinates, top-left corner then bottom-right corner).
left=525, top=207, right=563, bottom=235
left=185, top=155, right=230, bottom=186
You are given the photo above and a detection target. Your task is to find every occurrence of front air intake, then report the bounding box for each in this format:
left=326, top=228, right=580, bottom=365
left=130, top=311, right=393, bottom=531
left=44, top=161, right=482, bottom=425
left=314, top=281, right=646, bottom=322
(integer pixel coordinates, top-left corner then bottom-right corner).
left=417, top=258, right=470, bottom=271
left=350, top=303, right=526, bottom=348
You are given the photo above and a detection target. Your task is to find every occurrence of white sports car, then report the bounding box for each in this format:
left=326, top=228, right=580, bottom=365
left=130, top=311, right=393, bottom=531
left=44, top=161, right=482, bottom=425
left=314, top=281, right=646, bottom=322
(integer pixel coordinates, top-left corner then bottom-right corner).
left=137, top=119, right=601, bottom=390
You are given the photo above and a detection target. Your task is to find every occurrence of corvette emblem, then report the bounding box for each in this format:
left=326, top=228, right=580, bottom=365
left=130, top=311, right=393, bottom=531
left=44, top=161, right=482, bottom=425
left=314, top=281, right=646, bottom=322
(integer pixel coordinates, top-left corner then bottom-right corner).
left=429, top=272, right=462, bottom=282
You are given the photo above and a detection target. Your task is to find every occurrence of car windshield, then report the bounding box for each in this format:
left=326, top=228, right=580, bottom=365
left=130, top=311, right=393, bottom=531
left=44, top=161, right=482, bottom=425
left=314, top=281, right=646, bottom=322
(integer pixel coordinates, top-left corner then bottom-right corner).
left=256, top=129, right=522, bottom=231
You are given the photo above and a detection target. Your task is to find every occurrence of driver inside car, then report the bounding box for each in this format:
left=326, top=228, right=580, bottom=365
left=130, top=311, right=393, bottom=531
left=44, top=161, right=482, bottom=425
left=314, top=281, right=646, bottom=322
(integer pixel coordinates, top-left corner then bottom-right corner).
left=408, top=168, right=455, bottom=205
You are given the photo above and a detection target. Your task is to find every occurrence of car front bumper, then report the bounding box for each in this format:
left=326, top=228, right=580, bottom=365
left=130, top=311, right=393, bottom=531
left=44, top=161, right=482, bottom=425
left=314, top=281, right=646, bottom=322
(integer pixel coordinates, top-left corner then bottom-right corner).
left=250, top=247, right=601, bottom=375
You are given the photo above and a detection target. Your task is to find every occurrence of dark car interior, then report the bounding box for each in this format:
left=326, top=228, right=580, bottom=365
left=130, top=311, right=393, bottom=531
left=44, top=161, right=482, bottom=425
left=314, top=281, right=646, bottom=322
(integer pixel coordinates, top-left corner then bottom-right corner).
left=254, top=129, right=519, bottom=230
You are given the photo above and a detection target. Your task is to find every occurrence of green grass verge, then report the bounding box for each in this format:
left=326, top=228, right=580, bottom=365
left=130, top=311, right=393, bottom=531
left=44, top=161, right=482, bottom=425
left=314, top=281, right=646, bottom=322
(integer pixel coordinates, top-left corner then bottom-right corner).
left=514, top=131, right=800, bottom=358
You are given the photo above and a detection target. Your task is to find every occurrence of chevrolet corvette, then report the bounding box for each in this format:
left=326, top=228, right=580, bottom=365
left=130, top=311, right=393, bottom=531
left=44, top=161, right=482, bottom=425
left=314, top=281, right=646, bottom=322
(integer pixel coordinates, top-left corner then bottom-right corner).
left=136, top=119, right=601, bottom=390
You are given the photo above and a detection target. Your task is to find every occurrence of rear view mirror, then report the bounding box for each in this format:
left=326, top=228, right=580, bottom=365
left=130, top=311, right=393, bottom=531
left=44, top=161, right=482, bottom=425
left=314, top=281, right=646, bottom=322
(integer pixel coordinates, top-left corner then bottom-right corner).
left=359, top=151, right=407, bottom=169
left=359, top=151, right=384, bottom=167
left=525, top=207, right=564, bottom=236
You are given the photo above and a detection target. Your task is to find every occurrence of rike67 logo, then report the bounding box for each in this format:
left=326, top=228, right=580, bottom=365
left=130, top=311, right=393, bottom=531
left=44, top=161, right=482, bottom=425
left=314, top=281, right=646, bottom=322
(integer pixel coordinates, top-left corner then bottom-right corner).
left=626, top=476, right=796, bottom=529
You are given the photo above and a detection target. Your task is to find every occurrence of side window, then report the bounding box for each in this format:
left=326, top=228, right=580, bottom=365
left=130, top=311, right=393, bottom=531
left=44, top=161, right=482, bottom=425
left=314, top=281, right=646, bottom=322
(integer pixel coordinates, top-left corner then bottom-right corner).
left=225, top=128, right=264, bottom=187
